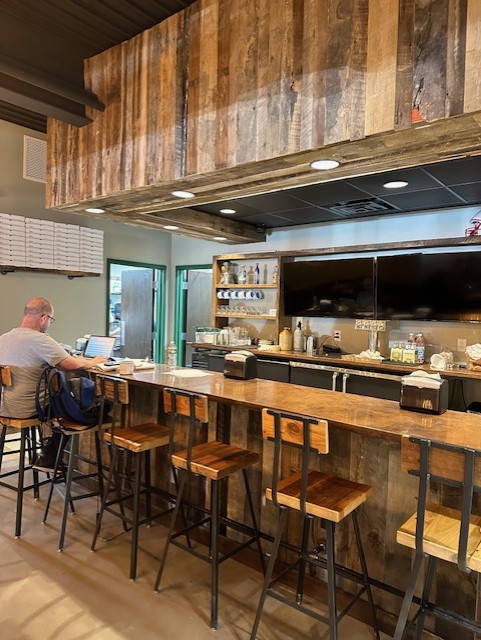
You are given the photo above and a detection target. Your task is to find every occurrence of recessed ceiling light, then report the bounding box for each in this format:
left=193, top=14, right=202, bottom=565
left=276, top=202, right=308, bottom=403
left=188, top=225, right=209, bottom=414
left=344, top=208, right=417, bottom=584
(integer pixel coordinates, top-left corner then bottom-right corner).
left=164, top=225, right=179, bottom=231
left=213, top=236, right=227, bottom=241
left=220, top=208, right=236, bottom=214
left=85, top=207, right=105, bottom=213
left=171, top=190, right=194, bottom=199
left=383, top=180, right=409, bottom=189
left=310, top=159, right=340, bottom=171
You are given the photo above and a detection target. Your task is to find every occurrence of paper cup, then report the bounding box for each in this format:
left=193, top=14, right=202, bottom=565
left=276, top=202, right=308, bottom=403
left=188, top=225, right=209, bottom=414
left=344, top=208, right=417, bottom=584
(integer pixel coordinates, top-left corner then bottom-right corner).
left=119, top=361, right=135, bottom=375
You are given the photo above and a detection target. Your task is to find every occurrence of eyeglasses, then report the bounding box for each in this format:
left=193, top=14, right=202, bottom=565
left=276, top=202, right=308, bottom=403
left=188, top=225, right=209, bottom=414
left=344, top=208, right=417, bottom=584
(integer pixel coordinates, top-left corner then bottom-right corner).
left=43, top=314, right=56, bottom=323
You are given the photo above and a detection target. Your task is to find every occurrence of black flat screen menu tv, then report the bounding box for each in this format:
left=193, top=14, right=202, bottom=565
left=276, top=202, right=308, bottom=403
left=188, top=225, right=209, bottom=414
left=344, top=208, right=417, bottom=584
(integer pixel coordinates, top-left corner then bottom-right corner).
left=283, top=258, right=375, bottom=318
left=376, top=252, right=481, bottom=321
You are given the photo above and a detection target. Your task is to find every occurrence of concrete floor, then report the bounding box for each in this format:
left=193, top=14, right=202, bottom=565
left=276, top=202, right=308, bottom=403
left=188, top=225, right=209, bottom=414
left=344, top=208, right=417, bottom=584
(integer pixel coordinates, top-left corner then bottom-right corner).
left=0, top=457, right=388, bottom=640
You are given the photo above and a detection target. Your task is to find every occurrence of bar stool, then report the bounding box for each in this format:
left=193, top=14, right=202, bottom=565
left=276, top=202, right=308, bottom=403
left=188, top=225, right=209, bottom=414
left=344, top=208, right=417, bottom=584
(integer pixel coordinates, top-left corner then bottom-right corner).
left=393, top=435, right=481, bottom=639
left=0, top=365, right=48, bottom=538
left=154, top=387, right=265, bottom=630
left=250, top=408, right=380, bottom=640
left=91, top=375, right=171, bottom=580
left=42, top=418, right=105, bottom=551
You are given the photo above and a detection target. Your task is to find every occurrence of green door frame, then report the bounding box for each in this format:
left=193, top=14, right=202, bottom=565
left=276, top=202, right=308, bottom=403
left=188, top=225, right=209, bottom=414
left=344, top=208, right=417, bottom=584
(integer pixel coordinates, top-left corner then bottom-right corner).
left=106, top=259, right=166, bottom=363
left=174, top=264, right=211, bottom=366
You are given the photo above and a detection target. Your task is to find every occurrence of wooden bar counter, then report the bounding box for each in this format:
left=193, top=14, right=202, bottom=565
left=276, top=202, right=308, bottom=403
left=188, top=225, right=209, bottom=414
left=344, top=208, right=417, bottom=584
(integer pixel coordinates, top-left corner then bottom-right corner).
left=110, top=365, right=481, bottom=639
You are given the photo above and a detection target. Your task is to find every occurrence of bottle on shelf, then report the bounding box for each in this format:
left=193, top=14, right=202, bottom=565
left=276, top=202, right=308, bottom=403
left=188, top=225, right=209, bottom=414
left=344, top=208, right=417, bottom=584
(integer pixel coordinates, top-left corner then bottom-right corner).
left=293, top=321, right=304, bottom=352
left=415, top=333, right=425, bottom=363
left=272, top=264, right=279, bottom=285
left=166, top=340, right=177, bottom=369
left=254, top=262, right=260, bottom=285
left=238, top=265, right=247, bottom=285
left=390, top=341, right=402, bottom=362
left=279, top=327, right=293, bottom=351
left=402, top=334, right=416, bottom=364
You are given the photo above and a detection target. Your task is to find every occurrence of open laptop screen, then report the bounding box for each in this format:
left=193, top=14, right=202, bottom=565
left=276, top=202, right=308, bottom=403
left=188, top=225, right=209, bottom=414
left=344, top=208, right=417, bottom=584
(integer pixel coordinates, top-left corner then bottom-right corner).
left=83, top=335, right=116, bottom=358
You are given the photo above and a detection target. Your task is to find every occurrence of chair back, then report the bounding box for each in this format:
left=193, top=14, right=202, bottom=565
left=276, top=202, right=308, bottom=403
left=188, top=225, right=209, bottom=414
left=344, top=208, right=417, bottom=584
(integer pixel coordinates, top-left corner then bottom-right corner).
left=401, top=435, right=481, bottom=572
left=163, top=388, right=208, bottom=471
left=0, top=365, right=12, bottom=417
left=95, top=375, right=129, bottom=436
left=261, top=408, right=328, bottom=516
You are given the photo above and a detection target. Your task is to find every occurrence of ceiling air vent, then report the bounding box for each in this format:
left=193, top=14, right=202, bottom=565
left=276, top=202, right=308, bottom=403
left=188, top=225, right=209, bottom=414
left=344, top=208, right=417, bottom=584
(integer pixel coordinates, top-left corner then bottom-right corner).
left=327, top=198, right=397, bottom=216
left=23, top=135, right=46, bottom=183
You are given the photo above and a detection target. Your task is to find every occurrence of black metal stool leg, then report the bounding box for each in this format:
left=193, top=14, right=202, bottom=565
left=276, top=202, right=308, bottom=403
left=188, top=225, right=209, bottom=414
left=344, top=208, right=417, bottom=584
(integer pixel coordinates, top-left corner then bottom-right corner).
left=58, top=434, right=78, bottom=551
left=0, top=425, right=7, bottom=470
left=154, top=471, right=187, bottom=591
left=43, top=433, right=69, bottom=523
left=242, top=468, right=265, bottom=574
left=210, top=479, right=220, bottom=629
left=297, top=515, right=311, bottom=604
left=30, top=426, right=40, bottom=499
left=393, top=552, right=424, bottom=640
left=326, top=520, right=338, bottom=640
left=172, top=466, right=192, bottom=549
left=14, top=429, right=27, bottom=538
left=130, top=452, right=142, bottom=580
left=413, top=555, right=437, bottom=640
left=352, top=510, right=380, bottom=640
left=91, top=445, right=120, bottom=550
left=94, top=429, right=104, bottom=499
left=250, top=508, right=289, bottom=640
left=145, top=450, right=152, bottom=523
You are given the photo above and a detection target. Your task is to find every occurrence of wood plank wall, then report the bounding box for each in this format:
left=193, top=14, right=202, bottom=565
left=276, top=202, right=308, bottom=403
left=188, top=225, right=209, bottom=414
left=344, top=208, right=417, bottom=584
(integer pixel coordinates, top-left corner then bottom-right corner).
left=47, top=0, right=481, bottom=210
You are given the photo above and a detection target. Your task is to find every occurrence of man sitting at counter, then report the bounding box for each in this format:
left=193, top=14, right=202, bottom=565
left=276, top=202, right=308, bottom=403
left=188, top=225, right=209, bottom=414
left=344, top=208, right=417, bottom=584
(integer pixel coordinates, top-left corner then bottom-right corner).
left=0, top=297, right=107, bottom=471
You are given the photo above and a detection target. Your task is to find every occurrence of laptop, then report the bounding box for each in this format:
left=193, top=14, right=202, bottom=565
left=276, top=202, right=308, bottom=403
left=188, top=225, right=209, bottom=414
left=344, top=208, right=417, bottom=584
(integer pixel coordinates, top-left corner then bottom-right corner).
left=83, top=335, right=116, bottom=359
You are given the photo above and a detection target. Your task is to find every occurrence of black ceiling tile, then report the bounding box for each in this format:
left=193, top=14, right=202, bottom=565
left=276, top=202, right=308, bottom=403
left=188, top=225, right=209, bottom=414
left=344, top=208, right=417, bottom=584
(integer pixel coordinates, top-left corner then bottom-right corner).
left=234, top=212, right=293, bottom=227
left=348, top=167, right=440, bottom=195
left=269, top=207, right=345, bottom=224
left=381, top=188, right=464, bottom=210
left=235, top=191, right=309, bottom=212
left=288, top=182, right=369, bottom=206
left=448, top=183, right=481, bottom=203
left=426, top=156, right=481, bottom=185
left=193, top=201, right=258, bottom=216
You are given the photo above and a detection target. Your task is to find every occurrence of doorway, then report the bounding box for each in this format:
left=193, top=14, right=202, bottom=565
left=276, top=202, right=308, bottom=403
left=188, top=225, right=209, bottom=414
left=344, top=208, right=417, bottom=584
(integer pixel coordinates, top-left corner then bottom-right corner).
left=107, top=260, right=165, bottom=362
left=174, top=265, right=212, bottom=366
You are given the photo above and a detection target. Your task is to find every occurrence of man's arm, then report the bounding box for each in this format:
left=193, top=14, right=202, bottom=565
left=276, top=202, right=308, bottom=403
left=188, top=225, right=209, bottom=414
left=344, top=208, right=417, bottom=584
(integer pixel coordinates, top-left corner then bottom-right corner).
left=57, top=355, right=107, bottom=371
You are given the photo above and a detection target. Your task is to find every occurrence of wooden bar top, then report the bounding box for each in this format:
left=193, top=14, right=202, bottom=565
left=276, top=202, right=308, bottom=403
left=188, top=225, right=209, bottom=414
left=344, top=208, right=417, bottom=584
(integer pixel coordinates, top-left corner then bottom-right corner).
left=123, top=365, right=481, bottom=451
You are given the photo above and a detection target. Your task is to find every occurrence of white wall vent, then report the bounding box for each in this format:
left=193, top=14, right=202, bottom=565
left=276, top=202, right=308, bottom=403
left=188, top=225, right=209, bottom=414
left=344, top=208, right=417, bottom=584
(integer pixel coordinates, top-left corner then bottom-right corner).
left=23, top=135, right=47, bottom=183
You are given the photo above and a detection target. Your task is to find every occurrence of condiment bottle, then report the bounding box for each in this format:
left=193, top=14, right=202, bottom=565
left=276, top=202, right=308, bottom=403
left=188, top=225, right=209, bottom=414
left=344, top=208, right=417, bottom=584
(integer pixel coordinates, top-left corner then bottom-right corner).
left=279, top=327, right=293, bottom=351
left=415, top=333, right=425, bottom=363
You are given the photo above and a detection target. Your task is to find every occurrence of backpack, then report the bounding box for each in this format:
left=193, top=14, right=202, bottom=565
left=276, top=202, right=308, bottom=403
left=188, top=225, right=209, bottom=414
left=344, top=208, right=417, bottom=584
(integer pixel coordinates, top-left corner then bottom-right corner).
left=36, top=366, right=100, bottom=427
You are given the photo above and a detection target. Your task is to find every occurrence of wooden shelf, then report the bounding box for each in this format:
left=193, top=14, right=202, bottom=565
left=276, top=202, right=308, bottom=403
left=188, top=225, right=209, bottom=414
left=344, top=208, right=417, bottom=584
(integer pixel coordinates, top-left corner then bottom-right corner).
left=215, top=313, right=276, bottom=320
left=215, top=283, right=277, bottom=289
left=0, top=266, right=101, bottom=277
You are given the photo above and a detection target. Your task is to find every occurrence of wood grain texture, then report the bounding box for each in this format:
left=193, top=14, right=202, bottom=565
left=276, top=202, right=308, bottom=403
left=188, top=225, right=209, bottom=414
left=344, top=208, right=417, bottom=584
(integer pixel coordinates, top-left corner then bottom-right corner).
left=261, top=408, right=328, bottom=453
left=172, top=439, right=259, bottom=480
left=47, top=0, right=481, bottom=241
left=104, top=422, right=170, bottom=452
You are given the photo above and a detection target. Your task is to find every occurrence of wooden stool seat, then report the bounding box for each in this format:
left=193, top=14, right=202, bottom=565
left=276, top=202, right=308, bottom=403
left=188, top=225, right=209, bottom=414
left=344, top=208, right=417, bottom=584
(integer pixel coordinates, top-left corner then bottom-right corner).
left=393, top=435, right=481, bottom=639
left=171, top=440, right=259, bottom=480
left=267, top=470, right=372, bottom=523
left=397, top=502, right=481, bottom=571
left=103, top=422, right=169, bottom=452
left=0, top=416, right=40, bottom=429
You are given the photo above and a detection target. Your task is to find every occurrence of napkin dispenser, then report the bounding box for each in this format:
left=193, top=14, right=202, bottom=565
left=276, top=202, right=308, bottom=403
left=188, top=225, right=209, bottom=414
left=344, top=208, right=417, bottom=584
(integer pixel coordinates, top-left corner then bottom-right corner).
left=400, top=371, right=448, bottom=415
left=224, top=351, right=257, bottom=380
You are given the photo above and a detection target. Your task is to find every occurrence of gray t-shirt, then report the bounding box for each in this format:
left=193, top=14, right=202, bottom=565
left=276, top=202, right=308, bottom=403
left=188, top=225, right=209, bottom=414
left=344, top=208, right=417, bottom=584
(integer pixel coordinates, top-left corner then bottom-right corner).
left=0, top=327, right=69, bottom=418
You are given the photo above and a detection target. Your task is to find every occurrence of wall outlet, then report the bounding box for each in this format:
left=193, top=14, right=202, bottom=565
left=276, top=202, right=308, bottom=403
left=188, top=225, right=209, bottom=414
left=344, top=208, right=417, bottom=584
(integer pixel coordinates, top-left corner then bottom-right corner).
left=333, top=330, right=341, bottom=341
left=457, top=338, right=467, bottom=352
